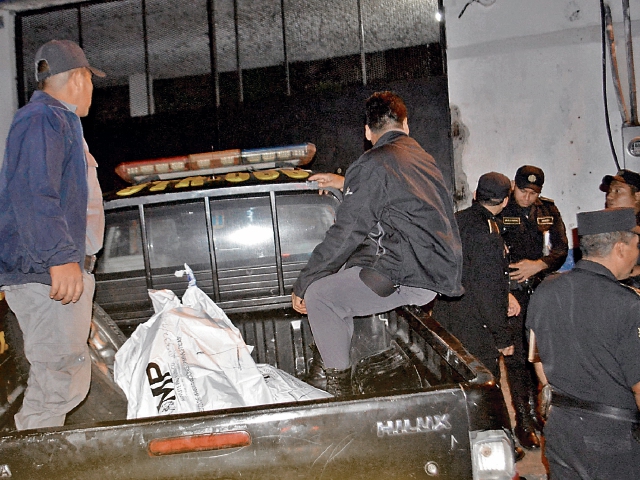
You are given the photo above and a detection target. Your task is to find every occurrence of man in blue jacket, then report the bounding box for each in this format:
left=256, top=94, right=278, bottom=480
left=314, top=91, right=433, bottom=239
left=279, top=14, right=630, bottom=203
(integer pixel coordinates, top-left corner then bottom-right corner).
left=292, top=91, right=463, bottom=396
left=0, top=40, right=105, bottom=430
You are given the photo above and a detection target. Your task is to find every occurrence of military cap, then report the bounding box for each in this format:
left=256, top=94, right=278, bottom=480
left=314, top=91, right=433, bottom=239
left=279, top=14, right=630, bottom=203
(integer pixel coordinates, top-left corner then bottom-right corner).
left=577, top=207, right=640, bottom=236
left=476, top=172, right=511, bottom=202
left=514, top=165, right=544, bottom=193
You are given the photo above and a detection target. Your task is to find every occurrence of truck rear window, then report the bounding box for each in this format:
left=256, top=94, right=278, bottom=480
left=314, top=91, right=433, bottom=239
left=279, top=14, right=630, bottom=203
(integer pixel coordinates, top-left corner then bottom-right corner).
left=96, top=192, right=337, bottom=275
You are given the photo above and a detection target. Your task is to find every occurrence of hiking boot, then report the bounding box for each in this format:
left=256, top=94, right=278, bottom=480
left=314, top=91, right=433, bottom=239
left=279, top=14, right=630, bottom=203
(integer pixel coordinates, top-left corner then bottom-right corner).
left=325, top=367, right=352, bottom=397
left=303, top=343, right=326, bottom=390
left=528, top=389, right=544, bottom=431
left=514, top=400, right=541, bottom=449
left=353, top=340, right=422, bottom=395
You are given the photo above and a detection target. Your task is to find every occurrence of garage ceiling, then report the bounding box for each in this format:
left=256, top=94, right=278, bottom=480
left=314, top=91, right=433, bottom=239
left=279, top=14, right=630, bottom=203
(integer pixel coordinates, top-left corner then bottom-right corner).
left=8, top=0, right=440, bottom=89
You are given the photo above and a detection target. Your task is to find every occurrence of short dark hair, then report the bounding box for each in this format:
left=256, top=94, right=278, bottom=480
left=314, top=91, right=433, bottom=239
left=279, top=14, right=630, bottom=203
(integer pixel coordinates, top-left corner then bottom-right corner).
left=478, top=197, right=505, bottom=207
left=365, top=91, right=407, bottom=132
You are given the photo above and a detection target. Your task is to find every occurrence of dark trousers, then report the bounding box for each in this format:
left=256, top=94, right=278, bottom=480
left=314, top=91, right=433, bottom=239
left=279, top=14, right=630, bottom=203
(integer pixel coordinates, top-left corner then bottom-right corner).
left=434, top=311, right=501, bottom=379
left=504, top=288, right=537, bottom=406
left=304, top=267, right=436, bottom=370
left=545, top=407, right=640, bottom=479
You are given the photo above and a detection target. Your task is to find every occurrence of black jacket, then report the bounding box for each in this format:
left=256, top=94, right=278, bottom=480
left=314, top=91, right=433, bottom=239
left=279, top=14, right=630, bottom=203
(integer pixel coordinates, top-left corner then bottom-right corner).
left=527, top=260, right=640, bottom=411
left=433, top=202, right=511, bottom=357
left=500, top=195, right=568, bottom=273
left=293, top=131, right=463, bottom=297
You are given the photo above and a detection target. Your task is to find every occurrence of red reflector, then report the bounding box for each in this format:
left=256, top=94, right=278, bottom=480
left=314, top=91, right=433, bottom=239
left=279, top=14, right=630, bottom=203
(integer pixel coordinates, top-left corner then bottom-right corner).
left=148, top=431, right=251, bottom=456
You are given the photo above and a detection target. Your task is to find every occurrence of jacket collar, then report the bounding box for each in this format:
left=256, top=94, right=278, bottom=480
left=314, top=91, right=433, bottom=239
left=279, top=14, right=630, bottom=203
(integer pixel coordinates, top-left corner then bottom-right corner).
left=507, top=192, right=543, bottom=218
left=471, top=201, right=498, bottom=220
left=30, top=90, right=69, bottom=110
left=372, top=130, right=408, bottom=148
left=574, top=259, right=617, bottom=282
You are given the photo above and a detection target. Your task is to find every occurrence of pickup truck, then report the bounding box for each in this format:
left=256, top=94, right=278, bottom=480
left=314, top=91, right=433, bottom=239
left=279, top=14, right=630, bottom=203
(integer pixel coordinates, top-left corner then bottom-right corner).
left=0, top=145, right=518, bottom=480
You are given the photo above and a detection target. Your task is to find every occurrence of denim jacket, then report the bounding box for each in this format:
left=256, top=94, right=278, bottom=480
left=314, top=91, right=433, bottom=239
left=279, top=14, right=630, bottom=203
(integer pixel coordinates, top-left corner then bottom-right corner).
left=0, top=91, right=88, bottom=286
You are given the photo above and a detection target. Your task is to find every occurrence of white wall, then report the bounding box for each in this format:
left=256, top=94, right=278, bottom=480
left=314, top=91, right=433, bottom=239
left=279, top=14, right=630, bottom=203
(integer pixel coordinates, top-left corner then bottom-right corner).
left=0, top=10, right=16, bottom=170
left=444, top=0, right=640, bottom=246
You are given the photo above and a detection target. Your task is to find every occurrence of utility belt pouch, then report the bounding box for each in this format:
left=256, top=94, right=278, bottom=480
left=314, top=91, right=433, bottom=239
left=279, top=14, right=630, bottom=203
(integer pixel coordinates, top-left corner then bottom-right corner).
left=539, top=383, right=552, bottom=420
left=359, top=267, right=398, bottom=297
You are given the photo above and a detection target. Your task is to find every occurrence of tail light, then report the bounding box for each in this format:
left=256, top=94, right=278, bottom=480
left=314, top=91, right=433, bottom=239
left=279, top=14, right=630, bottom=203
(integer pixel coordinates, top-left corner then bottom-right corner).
left=148, top=431, right=251, bottom=456
left=470, top=429, right=518, bottom=480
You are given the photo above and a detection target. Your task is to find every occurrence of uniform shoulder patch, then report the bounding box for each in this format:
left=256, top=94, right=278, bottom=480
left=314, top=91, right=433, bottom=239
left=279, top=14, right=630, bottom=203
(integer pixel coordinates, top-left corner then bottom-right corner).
left=539, top=196, right=555, bottom=204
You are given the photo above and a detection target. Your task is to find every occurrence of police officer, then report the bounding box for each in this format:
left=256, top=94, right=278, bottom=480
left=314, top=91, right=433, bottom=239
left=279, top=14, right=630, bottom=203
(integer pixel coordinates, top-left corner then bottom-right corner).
left=527, top=208, right=640, bottom=479
left=433, top=171, right=526, bottom=462
left=499, top=165, right=568, bottom=449
left=433, top=172, right=518, bottom=378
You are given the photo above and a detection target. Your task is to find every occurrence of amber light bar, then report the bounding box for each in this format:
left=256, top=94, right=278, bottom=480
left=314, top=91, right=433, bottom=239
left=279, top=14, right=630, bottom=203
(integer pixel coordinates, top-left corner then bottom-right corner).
left=115, top=143, right=316, bottom=184
left=148, top=431, right=251, bottom=456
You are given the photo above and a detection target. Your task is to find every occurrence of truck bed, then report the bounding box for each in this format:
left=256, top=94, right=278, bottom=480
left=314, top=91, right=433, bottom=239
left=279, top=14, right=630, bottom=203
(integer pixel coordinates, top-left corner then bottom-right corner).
left=0, top=305, right=514, bottom=480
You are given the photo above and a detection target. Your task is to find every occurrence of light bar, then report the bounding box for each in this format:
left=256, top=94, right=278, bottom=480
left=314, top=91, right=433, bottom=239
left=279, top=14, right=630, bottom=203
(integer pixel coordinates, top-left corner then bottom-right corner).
left=114, top=156, right=190, bottom=184
left=241, top=144, right=314, bottom=164
left=188, top=149, right=241, bottom=171
left=115, top=143, right=316, bottom=184
left=114, top=168, right=311, bottom=196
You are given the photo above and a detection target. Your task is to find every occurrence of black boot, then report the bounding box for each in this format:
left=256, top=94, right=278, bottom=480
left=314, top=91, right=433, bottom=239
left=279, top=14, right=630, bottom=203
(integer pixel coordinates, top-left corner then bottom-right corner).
left=513, top=400, right=541, bottom=450
left=303, top=344, right=327, bottom=390
left=528, top=388, right=544, bottom=431
left=353, top=340, right=422, bottom=395
left=325, top=367, right=352, bottom=397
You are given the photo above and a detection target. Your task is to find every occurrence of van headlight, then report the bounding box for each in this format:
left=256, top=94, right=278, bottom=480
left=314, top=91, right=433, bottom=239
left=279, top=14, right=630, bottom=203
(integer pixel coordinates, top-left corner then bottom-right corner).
left=470, top=429, right=517, bottom=480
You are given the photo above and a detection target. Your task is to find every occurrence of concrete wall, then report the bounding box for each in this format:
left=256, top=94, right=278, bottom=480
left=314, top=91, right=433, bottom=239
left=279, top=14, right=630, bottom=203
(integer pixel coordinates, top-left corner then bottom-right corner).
left=444, top=0, right=640, bottom=246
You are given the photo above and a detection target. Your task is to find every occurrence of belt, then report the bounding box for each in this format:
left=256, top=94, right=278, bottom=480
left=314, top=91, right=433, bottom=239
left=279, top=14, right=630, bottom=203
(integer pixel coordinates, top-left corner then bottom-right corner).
left=509, top=276, right=541, bottom=292
left=551, top=391, right=640, bottom=423
left=84, top=255, right=97, bottom=274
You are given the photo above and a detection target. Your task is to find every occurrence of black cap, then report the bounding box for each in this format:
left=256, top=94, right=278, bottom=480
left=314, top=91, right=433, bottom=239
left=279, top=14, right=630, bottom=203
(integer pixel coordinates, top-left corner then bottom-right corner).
left=577, top=208, right=640, bottom=236
left=35, top=40, right=105, bottom=82
left=514, top=165, right=544, bottom=193
left=599, top=169, right=640, bottom=192
left=476, top=172, right=511, bottom=202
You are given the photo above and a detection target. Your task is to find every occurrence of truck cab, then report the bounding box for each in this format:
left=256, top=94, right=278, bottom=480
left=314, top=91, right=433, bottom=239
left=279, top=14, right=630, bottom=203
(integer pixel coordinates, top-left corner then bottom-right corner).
left=0, top=144, right=518, bottom=480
